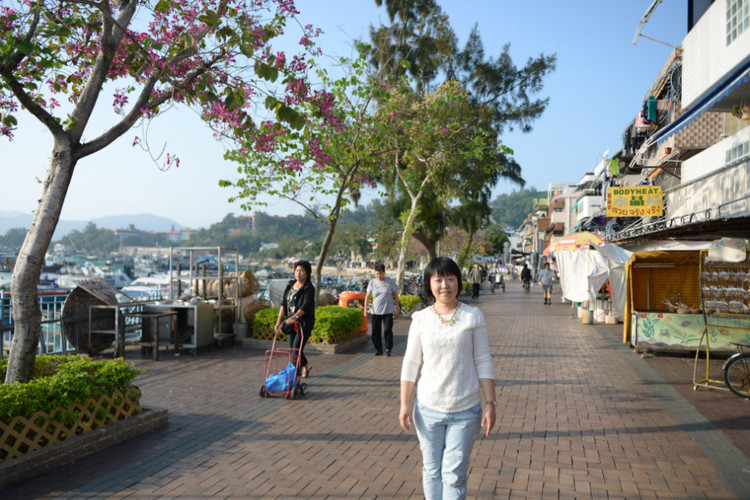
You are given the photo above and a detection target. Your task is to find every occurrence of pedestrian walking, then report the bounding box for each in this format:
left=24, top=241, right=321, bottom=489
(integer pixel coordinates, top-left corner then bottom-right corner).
left=468, top=263, right=482, bottom=299
left=539, top=262, right=556, bottom=305
left=399, top=257, right=496, bottom=500
left=275, top=260, right=315, bottom=378
left=364, top=263, right=399, bottom=356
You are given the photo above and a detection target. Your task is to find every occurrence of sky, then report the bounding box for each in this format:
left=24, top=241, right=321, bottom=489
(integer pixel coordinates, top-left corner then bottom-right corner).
left=0, top=0, right=688, bottom=230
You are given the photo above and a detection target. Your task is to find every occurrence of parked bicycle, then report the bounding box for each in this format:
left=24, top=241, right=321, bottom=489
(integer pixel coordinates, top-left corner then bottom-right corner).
left=723, top=342, right=750, bottom=398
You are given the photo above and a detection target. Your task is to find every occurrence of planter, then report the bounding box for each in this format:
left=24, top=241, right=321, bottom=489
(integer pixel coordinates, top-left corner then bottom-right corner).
left=594, top=308, right=605, bottom=323
left=733, top=104, right=750, bottom=120
left=581, top=309, right=594, bottom=325
left=0, top=386, right=142, bottom=463
left=243, top=333, right=368, bottom=354
left=605, top=312, right=619, bottom=324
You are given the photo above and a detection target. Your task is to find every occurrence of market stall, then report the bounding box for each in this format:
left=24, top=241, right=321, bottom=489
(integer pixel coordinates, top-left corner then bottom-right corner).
left=693, top=240, right=750, bottom=391
left=554, top=233, right=607, bottom=299
left=556, top=247, right=609, bottom=303
left=594, top=244, right=632, bottom=321
left=623, top=250, right=705, bottom=352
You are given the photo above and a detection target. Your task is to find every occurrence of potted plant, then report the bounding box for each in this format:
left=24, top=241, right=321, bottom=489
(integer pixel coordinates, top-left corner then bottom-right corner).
left=732, top=102, right=750, bottom=120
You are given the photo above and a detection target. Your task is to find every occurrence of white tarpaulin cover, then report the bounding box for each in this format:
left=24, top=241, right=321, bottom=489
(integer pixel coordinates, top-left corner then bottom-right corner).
left=594, top=243, right=633, bottom=319
left=556, top=247, right=610, bottom=303
left=706, top=237, right=747, bottom=262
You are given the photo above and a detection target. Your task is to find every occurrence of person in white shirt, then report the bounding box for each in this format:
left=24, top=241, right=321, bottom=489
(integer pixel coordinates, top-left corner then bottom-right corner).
left=539, top=262, right=556, bottom=305
left=364, top=263, right=399, bottom=356
left=399, top=257, right=496, bottom=500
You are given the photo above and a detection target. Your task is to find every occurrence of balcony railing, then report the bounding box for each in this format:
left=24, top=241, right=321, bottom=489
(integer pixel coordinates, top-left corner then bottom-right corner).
left=576, top=195, right=604, bottom=222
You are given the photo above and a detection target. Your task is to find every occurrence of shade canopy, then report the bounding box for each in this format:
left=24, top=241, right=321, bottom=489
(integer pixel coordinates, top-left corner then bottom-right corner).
left=552, top=232, right=605, bottom=252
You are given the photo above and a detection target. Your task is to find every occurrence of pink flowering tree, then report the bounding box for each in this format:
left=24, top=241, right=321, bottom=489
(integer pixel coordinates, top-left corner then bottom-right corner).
left=223, top=45, right=391, bottom=301
left=439, top=226, right=491, bottom=268
left=0, top=0, right=320, bottom=383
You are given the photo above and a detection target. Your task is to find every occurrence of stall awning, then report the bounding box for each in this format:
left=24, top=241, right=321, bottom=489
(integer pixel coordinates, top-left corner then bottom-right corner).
left=650, top=55, right=750, bottom=145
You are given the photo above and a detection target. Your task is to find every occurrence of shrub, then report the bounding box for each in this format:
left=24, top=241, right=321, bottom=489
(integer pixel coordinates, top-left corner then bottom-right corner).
left=253, top=308, right=286, bottom=341
left=252, top=306, right=362, bottom=344
left=0, top=354, right=79, bottom=381
left=399, top=295, right=422, bottom=314
left=0, top=356, right=142, bottom=425
left=310, top=306, right=362, bottom=344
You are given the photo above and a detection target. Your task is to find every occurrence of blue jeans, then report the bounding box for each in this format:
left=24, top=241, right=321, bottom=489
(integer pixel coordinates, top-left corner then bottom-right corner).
left=414, top=401, right=482, bottom=500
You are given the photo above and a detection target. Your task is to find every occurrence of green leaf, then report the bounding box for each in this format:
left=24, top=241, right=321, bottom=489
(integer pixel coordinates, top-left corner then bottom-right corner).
left=155, top=0, right=171, bottom=13
left=265, top=96, right=279, bottom=111
left=16, top=40, right=35, bottom=55
left=200, top=10, right=219, bottom=28
left=254, top=61, right=278, bottom=83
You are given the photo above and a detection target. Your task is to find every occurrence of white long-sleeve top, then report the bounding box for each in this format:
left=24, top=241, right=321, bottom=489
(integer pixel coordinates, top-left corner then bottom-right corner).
left=400, top=302, right=494, bottom=413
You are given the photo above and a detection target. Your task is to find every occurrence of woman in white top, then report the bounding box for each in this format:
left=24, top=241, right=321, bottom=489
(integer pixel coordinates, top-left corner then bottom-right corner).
left=399, top=257, right=496, bottom=500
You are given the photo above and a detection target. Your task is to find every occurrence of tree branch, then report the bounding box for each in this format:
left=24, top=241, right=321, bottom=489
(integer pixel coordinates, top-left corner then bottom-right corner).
left=67, top=0, right=138, bottom=143
left=1, top=76, right=64, bottom=138
left=0, top=11, right=41, bottom=74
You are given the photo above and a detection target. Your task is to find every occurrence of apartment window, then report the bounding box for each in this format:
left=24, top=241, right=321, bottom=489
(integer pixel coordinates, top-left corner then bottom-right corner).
left=725, top=140, right=750, bottom=163
left=727, top=0, right=750, bottom=45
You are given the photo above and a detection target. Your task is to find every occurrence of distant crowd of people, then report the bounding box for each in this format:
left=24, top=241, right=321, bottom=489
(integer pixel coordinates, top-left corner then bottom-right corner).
left=464, top=259, right=558, bottom=300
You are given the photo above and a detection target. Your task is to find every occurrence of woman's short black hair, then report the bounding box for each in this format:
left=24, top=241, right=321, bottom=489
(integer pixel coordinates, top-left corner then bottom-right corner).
left=423, top=257, right=463, bottom=300
left=294, top=260, right=312, bottom=281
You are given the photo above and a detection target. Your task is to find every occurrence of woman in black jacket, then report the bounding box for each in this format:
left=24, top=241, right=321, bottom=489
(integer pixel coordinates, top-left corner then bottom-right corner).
left=275, top=260, right=316, bottom=377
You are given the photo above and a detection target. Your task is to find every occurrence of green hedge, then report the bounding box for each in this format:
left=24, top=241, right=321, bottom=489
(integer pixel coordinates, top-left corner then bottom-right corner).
left=310, top=306, right=362, bottom=343
left=398, top=295, right=422, bottom=314
left=0, top=355, right=142, bottom=425
left=253, top=306, right=363, bottom=343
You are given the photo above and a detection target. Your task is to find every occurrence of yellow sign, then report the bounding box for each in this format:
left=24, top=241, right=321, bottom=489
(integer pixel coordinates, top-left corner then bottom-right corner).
left=606, top=186, right=663, bottom=217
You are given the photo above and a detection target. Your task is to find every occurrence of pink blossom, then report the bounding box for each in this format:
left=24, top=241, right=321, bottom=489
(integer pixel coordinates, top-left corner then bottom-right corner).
left=282, top=156, right=304, bottom=172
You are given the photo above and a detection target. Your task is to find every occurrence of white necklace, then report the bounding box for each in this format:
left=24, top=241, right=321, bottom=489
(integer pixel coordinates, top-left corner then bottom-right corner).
left=432, top=303, right=460, bottom=326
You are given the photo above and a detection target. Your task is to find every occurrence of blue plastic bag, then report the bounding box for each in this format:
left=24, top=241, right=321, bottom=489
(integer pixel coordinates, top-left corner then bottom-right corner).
left=265, top=363, right=296, bottom=391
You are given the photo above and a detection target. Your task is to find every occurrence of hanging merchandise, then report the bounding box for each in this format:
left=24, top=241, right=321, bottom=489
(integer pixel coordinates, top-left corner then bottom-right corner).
left=645, top=95, right=658, bottom=122
left=609, top=159, right=620, bottom=175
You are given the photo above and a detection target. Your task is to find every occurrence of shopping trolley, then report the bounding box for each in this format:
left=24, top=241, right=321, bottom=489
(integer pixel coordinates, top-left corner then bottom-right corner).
left=259, top=321, right=307, bottom=399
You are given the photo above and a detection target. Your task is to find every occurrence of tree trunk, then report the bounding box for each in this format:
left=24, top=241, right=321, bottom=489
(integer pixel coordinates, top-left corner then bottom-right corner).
left=5, top=140, right=76, bottom=384
left=314, top=215, right=339, bottom=307
left=457, top=229, right=476, bottom=270
left=313, top=165, right=355, bottom=306
left=395, top=192, right=423, bottom=293
left=412, top=232, right=437, bottom=261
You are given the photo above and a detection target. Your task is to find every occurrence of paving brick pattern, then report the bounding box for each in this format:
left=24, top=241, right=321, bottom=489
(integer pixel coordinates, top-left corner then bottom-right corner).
left=4, top=281, right=750, bottom=499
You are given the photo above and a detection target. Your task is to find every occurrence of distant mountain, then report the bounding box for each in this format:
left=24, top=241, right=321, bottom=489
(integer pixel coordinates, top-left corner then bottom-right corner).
left=0, top=211, right=185, bottom=239
left=90, top=214, right=186, bottom=232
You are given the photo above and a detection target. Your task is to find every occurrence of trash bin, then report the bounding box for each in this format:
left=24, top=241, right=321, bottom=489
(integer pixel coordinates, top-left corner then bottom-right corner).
left=338, top=291, right=368, bottom=333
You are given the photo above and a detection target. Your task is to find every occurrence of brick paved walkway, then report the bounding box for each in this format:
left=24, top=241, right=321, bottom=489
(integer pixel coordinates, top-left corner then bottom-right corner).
left=4, top=280, right=750, bottom=499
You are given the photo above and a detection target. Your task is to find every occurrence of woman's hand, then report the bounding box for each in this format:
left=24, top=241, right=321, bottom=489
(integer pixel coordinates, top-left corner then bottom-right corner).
left=274, top=321, right=282, bottom=333
left=481, top=405, right=496, bottom=436
left=399, top=404, right=413, bottom=432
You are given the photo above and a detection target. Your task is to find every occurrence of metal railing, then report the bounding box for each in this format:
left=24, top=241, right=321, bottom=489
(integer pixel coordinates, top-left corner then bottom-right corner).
left=0, top=288, right=164, bottom=360
left=607, top=192, right=750, bottom=243
left=0, top=290, right=74, bottom=360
